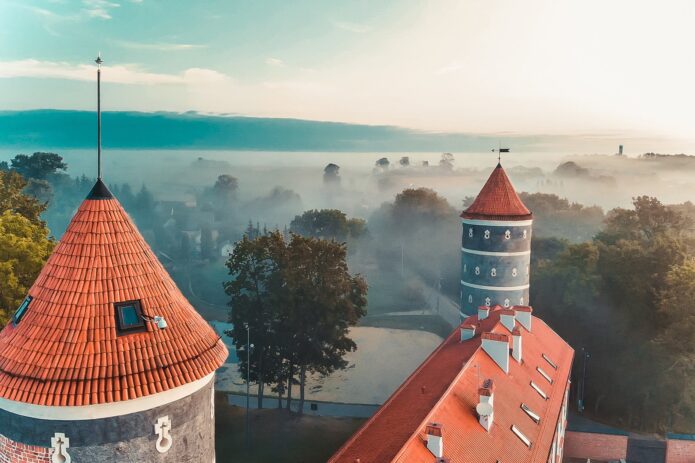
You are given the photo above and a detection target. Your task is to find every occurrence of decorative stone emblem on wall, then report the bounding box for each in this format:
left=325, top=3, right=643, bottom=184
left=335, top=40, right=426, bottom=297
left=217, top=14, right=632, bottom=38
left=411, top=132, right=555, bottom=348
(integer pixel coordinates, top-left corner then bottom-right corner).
left=523, top=230, right=527, bottom=239
left=504, top=298, right=510, bottom=307
left=468, top=294, right=473, bottom=303
left=469, top=228, right=473, bottom=237
left=155, top=416, right=173, bottom=453
left=485, top=297, right=491, bottom=306
left=490, top=268, right=496, bottom=277
left=475, top=266, right=480, bottom=275
left=51, top=433, right=71, bottom=463
left=512, top=268, right=518, bottom=277
left=505, top=230, right=511, bottom=239
left=520, top=297, right=524, bottom=305
left=484, top=230, right=490, bottom=239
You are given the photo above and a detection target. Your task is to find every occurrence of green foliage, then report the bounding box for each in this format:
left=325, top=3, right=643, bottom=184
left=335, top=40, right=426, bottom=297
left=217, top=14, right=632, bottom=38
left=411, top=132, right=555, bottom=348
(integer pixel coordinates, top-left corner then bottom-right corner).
left=10, top=152, right=67, bottom=180
left=532, top=196, right=695, bottom=432
left=519, top=192, right=604, bottom=242
left=0, top=211, right=54, bottom=326
left=290, top=209, right=367, bottom=242
left=0, top=171, right=47, bottom=224
left=224, top=232, right=367, bottom=413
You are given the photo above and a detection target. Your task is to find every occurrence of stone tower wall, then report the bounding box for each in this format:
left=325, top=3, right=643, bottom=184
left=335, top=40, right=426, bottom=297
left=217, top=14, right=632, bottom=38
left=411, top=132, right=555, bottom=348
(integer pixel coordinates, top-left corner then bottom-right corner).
left=0, top=376, right=216, bottom=463
left=460, top=220, right=532, bottom=316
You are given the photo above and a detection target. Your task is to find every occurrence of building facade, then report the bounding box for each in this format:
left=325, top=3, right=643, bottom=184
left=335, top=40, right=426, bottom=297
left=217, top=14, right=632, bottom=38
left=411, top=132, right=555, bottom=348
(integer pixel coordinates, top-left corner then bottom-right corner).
left=460, top=163, right=533, bottom=316
left=0, top=180, right=228, bottom=462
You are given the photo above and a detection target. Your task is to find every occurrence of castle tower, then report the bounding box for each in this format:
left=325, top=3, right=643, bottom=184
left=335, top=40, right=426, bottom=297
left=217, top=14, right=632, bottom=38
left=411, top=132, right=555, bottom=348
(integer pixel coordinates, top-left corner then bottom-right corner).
left=460, top=163, right=533, bottom=316
left=0, top=56, right=228, bottom=462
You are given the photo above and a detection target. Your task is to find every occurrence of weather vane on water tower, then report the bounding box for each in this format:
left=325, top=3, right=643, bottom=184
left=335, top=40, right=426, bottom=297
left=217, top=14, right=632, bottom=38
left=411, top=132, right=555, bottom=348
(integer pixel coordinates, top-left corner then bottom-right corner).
left=491, top=146, right=510, bottom=165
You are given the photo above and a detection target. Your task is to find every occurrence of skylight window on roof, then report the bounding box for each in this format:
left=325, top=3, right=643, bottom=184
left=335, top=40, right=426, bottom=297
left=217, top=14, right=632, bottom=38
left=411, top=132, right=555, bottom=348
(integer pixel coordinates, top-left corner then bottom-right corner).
left=115, top=300, right=146, bottom=334
left=530, top=381, right=548, bottom=400
left=520, top=403, right=540, bottom=424
left=537, top=366, right=553, bottom=384
left=511, top=425, right=532, bottom=448
left=542, top=353, right=558, bottom=370
left=12, top=296, right=32, bottom=325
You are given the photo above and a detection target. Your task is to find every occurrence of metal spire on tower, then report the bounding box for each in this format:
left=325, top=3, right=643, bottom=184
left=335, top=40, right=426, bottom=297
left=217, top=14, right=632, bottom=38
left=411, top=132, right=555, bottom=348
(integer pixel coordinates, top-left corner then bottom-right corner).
left=95, top=53, right=103, bottom=179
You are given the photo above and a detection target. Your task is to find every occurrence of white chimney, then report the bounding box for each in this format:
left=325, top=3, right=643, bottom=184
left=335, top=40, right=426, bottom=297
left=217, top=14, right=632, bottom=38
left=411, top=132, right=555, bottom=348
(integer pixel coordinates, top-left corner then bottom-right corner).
left=481, top=332, right=510, bottom=373
left=476, top=379, right=494, bottom=431
left=460, top=324, right=476, bottom=341
left=512, top=326, right=522, bottom=363
left=478, top=306, right=490, bottom=320
left=514, top=305, right=532, bottom=332
left=425, top=423, right=443, bottom=458
left=500, top=309, right=516, bottom=332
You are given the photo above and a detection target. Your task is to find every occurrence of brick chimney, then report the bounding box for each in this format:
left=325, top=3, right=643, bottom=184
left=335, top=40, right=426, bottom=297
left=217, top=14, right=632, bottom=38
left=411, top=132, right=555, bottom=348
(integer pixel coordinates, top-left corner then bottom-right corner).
left=481, top=332, right=510, bottom=373
left=514, top=305, right=532, bottom=332
left=478, top=306, right=490, bottom=320
left=512, top=326, right=522, bottom=363
left=500, top=309, right=516, bottom=332
left=425, top=423, right=443, bottom=458
left=476, top=379, right=494, bottom=431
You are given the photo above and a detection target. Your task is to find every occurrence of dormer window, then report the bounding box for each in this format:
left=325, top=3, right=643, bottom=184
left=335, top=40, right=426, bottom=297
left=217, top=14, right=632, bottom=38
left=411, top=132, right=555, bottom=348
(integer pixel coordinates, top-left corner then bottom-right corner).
left=542, top=353, right=558, bottom=370
left=12, top=296, right=32, bottom=325
left=115, top=300, right=146, bottom=334
left=511, top=425, right=532, bottom=448
left=521, top=403, right=541, bottom=424
left=537, top=366, right=553, bottom=384
left=530, top=381, right=548, bottom=400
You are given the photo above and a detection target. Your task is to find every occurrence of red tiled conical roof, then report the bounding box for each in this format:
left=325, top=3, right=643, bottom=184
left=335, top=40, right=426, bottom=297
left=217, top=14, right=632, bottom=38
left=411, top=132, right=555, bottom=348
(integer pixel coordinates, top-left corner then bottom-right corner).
left=0, top=181, right=228, bottom=407
left=461, top=164, right=532, bottom=220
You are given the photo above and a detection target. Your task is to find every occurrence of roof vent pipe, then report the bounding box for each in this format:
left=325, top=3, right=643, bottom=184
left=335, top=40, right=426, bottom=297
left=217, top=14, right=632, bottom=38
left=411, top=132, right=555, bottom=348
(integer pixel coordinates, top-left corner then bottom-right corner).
left=512, top=326, right=522, bottom=363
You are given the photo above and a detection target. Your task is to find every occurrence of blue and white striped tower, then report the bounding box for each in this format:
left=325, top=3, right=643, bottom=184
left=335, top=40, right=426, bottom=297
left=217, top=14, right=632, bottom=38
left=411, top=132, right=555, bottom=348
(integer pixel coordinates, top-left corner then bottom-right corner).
left=460, top=163, right=533, bottom=318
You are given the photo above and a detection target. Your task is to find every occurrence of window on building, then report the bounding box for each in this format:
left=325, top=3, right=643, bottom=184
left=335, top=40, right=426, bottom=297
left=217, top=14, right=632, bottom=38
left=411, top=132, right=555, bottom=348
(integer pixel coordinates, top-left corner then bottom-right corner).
left=491, top=268, right=496, bottom=277
left=520, top=297, right=524, bottom=305
left=521, top=403, right=541, bottom=424
left=469, top=228, right=473, bottom=237
left=512, top=267, right=518, bottom=277
left=505, top=230, right=511, bottom=239
left=468, top=295, right=473, bottom=303
left=504, top=298, right=510, bottom=307
left=464, top=264, right=467, bottom=273
left=485, top=297, right=491, bottom=306
left=523, top=230, right=528, bottom=239
left=475, top=266, right=480, bottom=275
left=12, top=296, right=33, bottom=325
left=511, top=425, right=532, bottom=448
left=115, top=300, right=146, bottom=334
left=484, top=230, right=490, bottom=239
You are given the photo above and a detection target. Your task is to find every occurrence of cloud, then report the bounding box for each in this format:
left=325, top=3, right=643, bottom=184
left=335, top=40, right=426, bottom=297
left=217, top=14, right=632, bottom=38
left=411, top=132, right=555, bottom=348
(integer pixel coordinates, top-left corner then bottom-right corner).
left=81, top=0, right=120, bottom=20
left=332, top=20, right=370, bottom=33
left=114, top=40, right=207, bottom=51
left=265, top=57, right=285, bottom=67
left=0, top=59, right=230, bottom=85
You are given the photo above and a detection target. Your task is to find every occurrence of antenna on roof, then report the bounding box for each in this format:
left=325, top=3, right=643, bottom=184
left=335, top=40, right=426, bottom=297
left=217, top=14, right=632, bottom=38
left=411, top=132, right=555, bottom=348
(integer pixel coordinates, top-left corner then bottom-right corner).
left=95, top=53, right=103, bottom=180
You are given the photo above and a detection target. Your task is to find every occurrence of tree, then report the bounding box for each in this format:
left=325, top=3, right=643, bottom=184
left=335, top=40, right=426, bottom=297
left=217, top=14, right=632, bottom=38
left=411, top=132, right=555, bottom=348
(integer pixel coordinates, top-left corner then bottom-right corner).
left=224, top=232, right=287, bottom=409
left=133, top=184, right=156, bottom=228
left=213, top=174, right=239, bottom=203
left=0, top=211, right=54, bottom=326
left=10, top=152, right=67, bottom=180
left=0, top=171, right=47, bottom=224
left=283, top=234, right=367, bottom=413
left=200, top=226, right=215, bottom=260
left=290, top=209, right=367, bottom=242
left=375, top=157, right=390, bottom=170
left=399, top=156, right=410, bottom=167
left=439, top=152, right=454, bottom=170
left=223, top=232, right=367, bottom=414
left=323, top=163, right=341, bottom=186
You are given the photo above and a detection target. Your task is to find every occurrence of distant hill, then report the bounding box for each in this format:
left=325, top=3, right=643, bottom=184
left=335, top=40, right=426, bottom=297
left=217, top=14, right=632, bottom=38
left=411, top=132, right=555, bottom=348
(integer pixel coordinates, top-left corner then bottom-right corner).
left=0, top=110, right=549, bottom=152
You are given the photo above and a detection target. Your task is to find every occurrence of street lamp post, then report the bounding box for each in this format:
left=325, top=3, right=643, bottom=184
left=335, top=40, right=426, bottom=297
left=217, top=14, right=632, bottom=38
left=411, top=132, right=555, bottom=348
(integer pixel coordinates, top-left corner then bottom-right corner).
left=578, top=348, right=590, bottom=414
left=245, top=323, right=251, bottom=449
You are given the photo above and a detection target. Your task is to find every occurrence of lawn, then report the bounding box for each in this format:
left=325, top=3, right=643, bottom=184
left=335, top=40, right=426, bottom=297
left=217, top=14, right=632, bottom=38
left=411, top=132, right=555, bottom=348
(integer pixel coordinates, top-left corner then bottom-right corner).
left=215, top=393, right=365, bottom=463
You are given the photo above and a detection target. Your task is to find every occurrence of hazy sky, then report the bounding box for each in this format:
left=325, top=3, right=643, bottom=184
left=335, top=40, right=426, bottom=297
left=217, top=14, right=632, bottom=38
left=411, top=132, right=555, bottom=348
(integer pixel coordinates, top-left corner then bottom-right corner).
left=1, top=0, right=694, bottom=140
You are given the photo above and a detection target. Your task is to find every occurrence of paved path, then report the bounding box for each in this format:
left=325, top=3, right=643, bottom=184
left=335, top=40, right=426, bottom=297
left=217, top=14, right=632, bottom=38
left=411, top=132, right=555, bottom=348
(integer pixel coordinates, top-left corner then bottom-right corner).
left=227, top=393, right=379, bottom=418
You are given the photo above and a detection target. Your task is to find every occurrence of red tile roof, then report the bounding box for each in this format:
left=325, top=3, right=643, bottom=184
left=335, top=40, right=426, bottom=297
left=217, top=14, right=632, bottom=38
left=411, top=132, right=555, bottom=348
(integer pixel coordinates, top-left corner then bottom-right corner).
left=0, top=187, right=228, bottom=406
left=461, top=164, right=532, bottom=220
left=329, top=306, right=573, bottom=463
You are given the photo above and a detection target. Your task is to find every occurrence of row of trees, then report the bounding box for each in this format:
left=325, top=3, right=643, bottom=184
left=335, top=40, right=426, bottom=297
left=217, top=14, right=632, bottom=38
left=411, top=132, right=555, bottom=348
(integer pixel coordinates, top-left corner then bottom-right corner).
left=224, top=232, right=367, bottom=413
